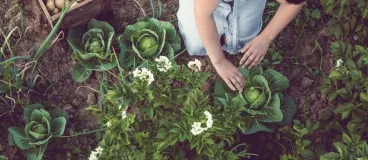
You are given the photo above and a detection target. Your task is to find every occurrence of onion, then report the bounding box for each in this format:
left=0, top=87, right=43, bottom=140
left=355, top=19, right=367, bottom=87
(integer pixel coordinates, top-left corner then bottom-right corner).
left=46, top=0, right=55, bottom=12
left=52, top=8, right=60, bottom=15
left=76, top=0, right=84, bottom=2
left=55, top=0, right=70, bottom=9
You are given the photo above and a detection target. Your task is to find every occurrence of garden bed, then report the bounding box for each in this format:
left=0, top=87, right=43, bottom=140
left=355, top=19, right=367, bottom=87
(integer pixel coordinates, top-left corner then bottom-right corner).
left=1, top=0, right=367, bottom=159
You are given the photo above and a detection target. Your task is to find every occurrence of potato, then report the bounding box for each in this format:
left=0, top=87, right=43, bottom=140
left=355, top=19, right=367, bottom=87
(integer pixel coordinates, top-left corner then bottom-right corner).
left=55, top=0, right=70, bottom=9
left=46, top=0, right=55, bottom=12
left=52, top=8, right=60, bottom=15
left=70, top=2, right=79, bottom=8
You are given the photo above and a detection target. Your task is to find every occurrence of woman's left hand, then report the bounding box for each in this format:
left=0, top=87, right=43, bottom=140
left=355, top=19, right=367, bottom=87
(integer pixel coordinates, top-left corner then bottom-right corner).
left=239, top=35, right=272, bottom=69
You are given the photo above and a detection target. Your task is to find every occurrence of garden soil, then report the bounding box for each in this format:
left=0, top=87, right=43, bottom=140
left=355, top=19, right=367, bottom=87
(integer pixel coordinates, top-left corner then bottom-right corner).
left=0, top=0, right=334, bottom=159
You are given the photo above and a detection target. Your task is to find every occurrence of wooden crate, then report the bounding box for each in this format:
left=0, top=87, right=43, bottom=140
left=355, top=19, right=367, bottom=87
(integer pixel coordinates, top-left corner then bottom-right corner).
left=37, top=0, right=106, bottom=29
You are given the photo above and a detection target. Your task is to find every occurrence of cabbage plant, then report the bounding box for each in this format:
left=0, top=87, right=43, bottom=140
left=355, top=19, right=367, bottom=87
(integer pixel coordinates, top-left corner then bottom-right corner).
left=8, top=104, right=68, bottom=160
left=118, top=17, right=181, bottom=68
left=67, top=19, right=116, bottom=83
left=214, top=66, right=296, bottom=134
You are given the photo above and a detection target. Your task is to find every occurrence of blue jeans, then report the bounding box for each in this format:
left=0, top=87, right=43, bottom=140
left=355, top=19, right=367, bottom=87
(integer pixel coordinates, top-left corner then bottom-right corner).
left=177, top=0, right=267, bottom=56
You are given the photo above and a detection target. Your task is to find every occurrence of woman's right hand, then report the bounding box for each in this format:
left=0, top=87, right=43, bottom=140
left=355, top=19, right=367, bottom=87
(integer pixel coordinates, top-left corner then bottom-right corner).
left=212, top=57, right=244, bottom=92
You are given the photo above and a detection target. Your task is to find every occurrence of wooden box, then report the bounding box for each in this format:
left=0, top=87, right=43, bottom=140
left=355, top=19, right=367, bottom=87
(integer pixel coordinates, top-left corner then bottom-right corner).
left=37, top=0, right=106, bottom=29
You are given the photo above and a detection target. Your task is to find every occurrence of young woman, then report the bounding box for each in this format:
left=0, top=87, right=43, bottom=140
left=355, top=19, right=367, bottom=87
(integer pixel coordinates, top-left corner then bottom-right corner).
left=177, top=0, right=305, bottom=91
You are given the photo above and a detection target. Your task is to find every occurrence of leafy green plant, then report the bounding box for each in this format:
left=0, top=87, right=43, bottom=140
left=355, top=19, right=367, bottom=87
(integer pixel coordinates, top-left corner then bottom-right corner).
left=295, top=6, right=322, bottom=29
left=1, top=0, right=77, bottom=116
left=321, top=0, right=368, bottom=43
left=150, top=0, right=163, bottom=19
left=319, top=42, right=368, bottom=134
left=0, top=155, right=8, bottom=160
left=261, top=48, right=283, bottom=69
left=1, top=5, right=32, bottom=116
left=67, top=19, right=116, bottom=83
left=87, top=59, right=256, bottom=159
left=117, top=17, right=181, bottom=69
left=214, top=66, right=297, bottom=134
left=320, top=133, right=368, bottom=160
left=279, top=120, right=323, bottom=160
left=8, top=104, right=68, bottom=160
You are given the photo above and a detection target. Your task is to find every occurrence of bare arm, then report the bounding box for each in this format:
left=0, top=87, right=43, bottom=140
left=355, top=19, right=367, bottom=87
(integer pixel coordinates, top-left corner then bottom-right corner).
left=194, top=0, right=224, bottom=63
left=240, top=1, right=304, bottom=69
left=259, top=0, right=304, bottom=42
left=195, top=0, right=244, bottom=91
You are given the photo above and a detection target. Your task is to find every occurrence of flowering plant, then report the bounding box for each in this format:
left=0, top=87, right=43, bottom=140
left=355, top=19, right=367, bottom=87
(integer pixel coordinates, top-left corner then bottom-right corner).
left=87, top=59, right=254, bottom=159
left=319, top=43, right=368, bottom=134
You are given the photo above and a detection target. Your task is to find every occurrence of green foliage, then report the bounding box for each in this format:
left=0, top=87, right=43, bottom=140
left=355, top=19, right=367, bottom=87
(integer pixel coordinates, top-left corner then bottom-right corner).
left=320, top=133, right=368, bottom=160
left=321, top=0, right=368, bottom=42
left=319, top=43, right=368, bottom=134
left=279, top=120, right=323, bottom=160
left=261, top=48, right=283, bottom=69
left=1, top=1, right=78, bottom=117
left=214, top=66, right=296, bottom=134
left=8, top=104, right=68, bottom=160
left=150, top=0, right=163, bottom=19
left=295, top=5, right=322, bottom=29
left=67, top=19, right=117, bottom=83
left=87, top=60, right=255, bottom=159
left=0, top=4, right=30, bottom=117
left=0, top=155, right=8, bottom=160
left=117, top=17, right=181, bottom=69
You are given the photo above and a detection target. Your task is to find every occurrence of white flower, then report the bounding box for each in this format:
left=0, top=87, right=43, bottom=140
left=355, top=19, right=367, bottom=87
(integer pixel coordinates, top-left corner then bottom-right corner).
left=89, top=146, right=103, bottom=160
left=95, top=146, right=103, bottom=154
left=155, top=56, right=172, bottom=72
left=205, top=119, right=213, bottom=130
left=122, top=110, right=127, bottom=120
left=133, top=68, right=155, bottom=85
left=106, top=121, right=112, bottom=127
left=190, top=122, right=205, bottom=135
left=204, top=111, right=212, bottom=119
left=188, top=59, right=202, bottom=72
left=354, top=35, right=359, bottom=41
left=203, top=111, right=213, bottom=130
left=336, top=59, right=344, bottom=68
left=190, top=111, right=214, bottom=135
left=89, top=154, right=98, bottom=160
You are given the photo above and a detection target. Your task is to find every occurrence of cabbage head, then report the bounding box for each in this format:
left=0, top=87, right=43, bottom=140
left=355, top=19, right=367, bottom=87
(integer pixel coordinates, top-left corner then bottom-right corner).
left=8, top=104, right=68, bottom=160
left=67, top=19, right=116, bottom=83
left=214, top=66, right=296, bottom=134
left=118, top=17, right=181, bottom=69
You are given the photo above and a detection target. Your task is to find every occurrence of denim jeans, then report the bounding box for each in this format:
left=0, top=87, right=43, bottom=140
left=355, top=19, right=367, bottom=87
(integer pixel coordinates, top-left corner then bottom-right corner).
left=177, top=0, right=267, bottom=56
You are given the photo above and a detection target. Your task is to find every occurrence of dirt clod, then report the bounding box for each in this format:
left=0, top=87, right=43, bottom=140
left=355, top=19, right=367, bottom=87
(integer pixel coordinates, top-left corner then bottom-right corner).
left=87, top=93, right=96, bottom=105
left=301, top=77, right=314, bottom=88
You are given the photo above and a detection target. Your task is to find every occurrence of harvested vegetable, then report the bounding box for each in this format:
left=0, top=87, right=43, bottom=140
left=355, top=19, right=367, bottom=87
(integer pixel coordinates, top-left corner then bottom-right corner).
left=46, top=0, right=55, bottom=12
left=70, top=2, right=79, bottom=8
left=55, top=0, right=70, bottom=9
left=52, top=8, right=60, bottom=15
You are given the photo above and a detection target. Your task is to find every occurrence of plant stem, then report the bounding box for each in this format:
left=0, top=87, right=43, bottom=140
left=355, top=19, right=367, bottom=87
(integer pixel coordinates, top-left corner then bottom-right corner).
left=173, top=49, right=187, bottom=59
left=149, top=0, right=157, bottom=18
left=55, top=128, right=106, bottom=138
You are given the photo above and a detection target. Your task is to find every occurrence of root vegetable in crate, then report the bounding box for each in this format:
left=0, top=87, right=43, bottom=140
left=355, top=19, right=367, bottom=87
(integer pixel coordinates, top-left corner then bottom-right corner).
left=55, top=0, right=70, bottom=9
left=38, top=0, right=105, bottom=29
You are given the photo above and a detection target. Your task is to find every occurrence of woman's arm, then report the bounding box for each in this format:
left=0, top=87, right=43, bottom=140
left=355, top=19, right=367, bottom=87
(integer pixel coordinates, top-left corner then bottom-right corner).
left=195, top=0, right=244, bottom=91
left=194, top=0, right=223, bottom=63
left=240, top=0, right=304, bottom=69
